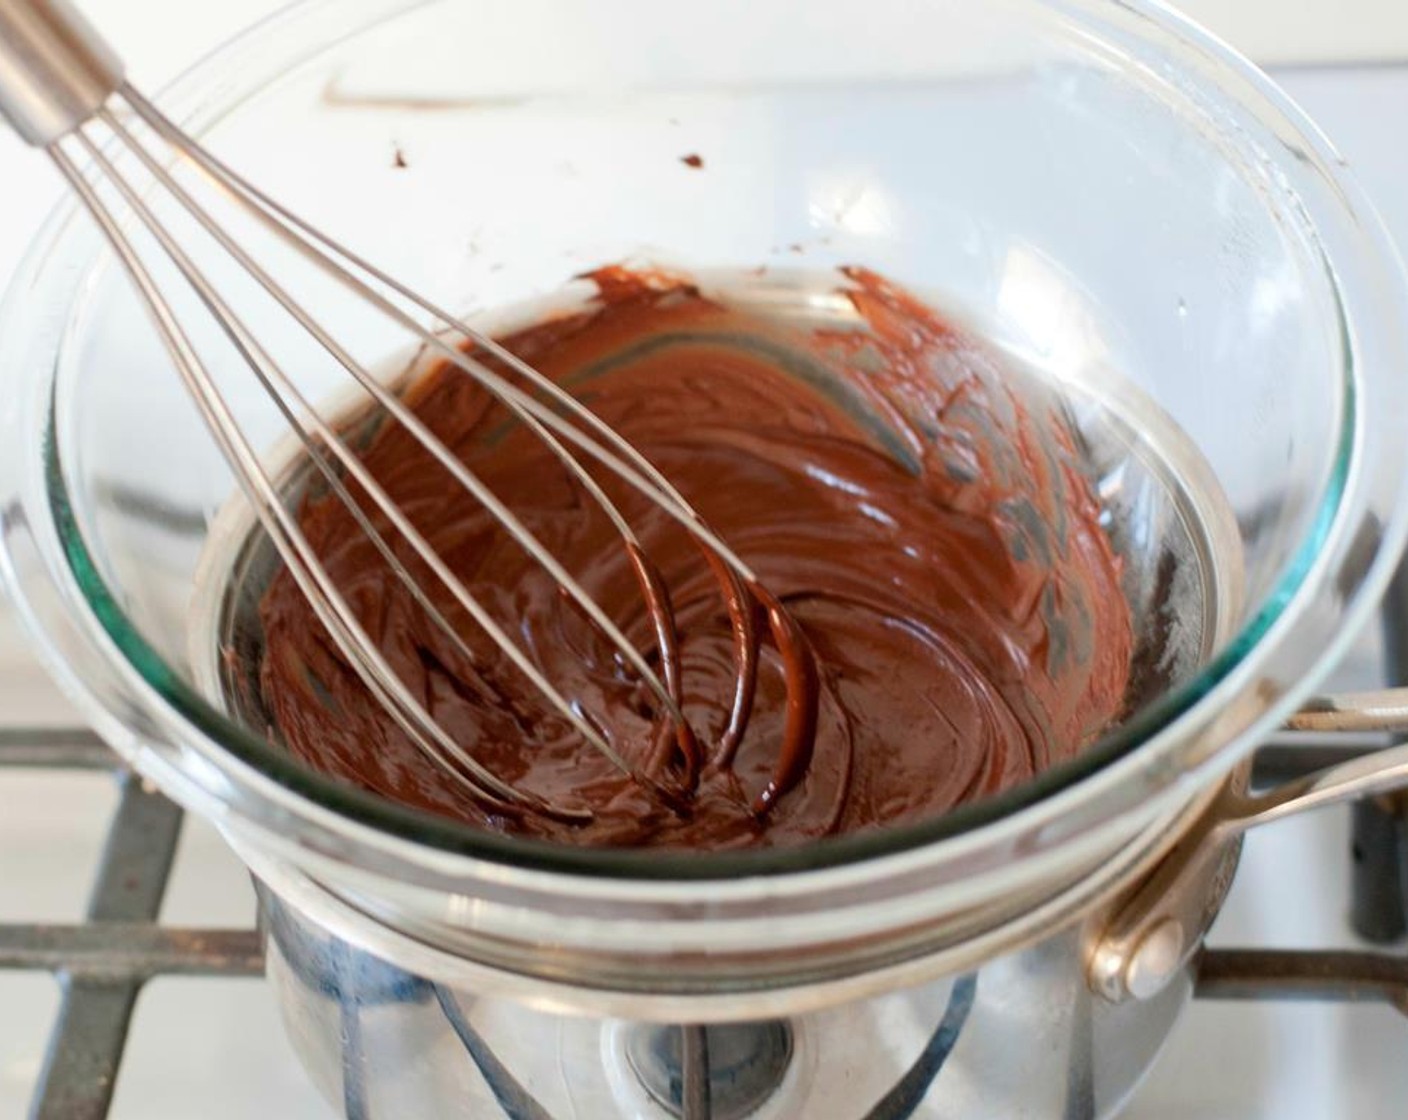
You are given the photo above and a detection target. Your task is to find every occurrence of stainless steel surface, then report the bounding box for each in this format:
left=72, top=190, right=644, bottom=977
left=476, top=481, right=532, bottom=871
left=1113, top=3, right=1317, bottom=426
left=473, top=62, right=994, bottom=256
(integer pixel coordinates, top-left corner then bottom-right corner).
left=0, top=0, right=120, bottom=145
left=1090, top=737, right=1408, bottom=1004
left=1086, top=800, right=1239, bottom=1006
left=229, top=795, right=1199, bottom=1022
left=1086, top=732, right=1408, bottom=1003
left=259, top=882, right=1188, bottom=1120
left=236, top=739, right=1408, bottom=1117
left=625, top=1022, right=794, bottom=1120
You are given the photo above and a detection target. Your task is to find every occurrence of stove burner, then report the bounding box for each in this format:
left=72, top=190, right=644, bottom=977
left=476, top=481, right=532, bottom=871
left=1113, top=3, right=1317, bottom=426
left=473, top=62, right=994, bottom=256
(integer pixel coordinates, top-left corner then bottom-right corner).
left=624, top=1021, right=794, bottom=1119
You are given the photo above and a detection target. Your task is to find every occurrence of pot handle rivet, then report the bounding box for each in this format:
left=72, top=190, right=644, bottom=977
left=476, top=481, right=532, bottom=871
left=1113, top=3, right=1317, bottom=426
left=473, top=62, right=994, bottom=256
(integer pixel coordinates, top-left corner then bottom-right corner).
left=1123, top=917, right=1185, bottom=1001
left=1091, top=722, right=1408, bottom=1005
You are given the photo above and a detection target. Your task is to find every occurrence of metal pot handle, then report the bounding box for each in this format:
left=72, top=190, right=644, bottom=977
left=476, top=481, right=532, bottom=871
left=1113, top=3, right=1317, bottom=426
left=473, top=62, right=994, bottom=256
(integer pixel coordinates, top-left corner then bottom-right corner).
left=1088, top=689, right=1408, bottom=1004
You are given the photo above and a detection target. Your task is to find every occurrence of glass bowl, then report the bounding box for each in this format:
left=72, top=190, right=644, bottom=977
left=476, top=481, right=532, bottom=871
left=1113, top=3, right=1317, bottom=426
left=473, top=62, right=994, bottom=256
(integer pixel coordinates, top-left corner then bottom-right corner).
left=1, top=0, right=1406, bottom=932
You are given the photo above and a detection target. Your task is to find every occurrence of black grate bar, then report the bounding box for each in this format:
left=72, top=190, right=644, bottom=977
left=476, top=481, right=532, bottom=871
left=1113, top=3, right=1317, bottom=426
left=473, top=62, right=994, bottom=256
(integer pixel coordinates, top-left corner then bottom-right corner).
left=84, top=775, right=184, bottom=924
left=1196, top=949, right=1408, bottom=1015
left=29, top=774, right=183, bottom=1120
left=31, top=982, right=141, bottom=1120
left=1360, top=560, right=1408, bottom=941
left=0, top=925, right=264, bottom=979
left=1349, top=799, right=1408, bottom=943
left=680, top=1026, right=711, bottom=1120
left=0, top=728, right=114, bottom=769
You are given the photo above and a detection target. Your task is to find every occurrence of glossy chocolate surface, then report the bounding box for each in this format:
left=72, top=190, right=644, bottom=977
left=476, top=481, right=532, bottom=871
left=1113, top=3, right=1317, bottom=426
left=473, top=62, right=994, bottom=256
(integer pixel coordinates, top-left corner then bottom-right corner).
left=259, top=267, right=1132, bottom=849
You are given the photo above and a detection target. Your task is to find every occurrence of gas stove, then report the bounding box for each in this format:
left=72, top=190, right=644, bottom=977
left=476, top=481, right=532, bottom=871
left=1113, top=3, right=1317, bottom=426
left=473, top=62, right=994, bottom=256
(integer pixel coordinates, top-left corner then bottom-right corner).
left=2, top=58, right=1408, bottom=1120
left=4, top=586, right=1408, bottom=1120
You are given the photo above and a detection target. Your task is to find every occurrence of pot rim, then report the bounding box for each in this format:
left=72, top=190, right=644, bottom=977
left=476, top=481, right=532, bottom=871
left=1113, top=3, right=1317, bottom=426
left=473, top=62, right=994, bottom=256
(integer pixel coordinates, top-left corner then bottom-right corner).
left=237, top=780, right=1215, bottom=1020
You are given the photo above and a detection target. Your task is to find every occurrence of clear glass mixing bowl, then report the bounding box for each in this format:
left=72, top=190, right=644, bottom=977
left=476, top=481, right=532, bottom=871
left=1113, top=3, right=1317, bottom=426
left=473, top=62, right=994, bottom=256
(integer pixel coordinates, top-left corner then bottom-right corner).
left=2, top=0, right=1407, bottom=904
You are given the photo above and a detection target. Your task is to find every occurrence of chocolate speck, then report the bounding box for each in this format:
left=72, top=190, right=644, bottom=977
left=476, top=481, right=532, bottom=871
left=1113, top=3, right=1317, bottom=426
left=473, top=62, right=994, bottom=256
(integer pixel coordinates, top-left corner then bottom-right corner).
left=392, top=146, right=408, bottom=170
left=680, top=153, right=704, bottom=170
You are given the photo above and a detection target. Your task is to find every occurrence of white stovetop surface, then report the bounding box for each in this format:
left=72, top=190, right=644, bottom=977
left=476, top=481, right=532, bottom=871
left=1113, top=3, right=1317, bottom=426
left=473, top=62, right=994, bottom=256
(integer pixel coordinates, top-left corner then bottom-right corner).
left=4, top=3, right=1408, bottom=1118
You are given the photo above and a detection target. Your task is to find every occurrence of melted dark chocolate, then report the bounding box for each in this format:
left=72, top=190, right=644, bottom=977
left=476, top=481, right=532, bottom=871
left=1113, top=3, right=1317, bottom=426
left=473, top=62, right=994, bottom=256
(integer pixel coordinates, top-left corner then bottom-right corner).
left=258, top=267, right=1132, bottom=849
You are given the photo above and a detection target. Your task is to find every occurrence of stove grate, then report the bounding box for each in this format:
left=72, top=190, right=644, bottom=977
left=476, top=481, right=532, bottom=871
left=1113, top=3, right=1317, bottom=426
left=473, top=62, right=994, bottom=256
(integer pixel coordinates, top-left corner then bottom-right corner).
left=2, top=731, right=1406, bottom=1119
left=0, top=728, right=261, bottom=1120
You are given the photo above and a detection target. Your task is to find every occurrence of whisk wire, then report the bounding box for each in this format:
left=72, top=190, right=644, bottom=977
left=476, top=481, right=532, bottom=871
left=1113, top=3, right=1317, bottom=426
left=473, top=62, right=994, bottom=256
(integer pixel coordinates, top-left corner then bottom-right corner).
left=52, top=80, right=822, bottom=822
left=120, top=86, right=761, bottom=584
left=99, top=106, right=692, bottom=725
left=1, top=0, right=822, bottom=824
left=48, top=138, right=589, bottom=821
left=81, top=111, right=692, bottom=799
left=118, top=85, right=769, bottom=770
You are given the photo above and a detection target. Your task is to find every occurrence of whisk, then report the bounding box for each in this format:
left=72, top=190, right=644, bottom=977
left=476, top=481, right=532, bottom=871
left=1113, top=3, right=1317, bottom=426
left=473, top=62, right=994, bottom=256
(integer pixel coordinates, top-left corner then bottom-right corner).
left=0, top=0, right=819, bottom=823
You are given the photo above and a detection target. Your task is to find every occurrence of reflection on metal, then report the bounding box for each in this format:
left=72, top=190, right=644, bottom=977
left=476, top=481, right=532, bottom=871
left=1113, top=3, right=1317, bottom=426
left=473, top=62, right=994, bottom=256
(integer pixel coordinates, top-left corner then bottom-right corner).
left=860, top=974, right=979, bottom=1120
left=93, top=481, right=210, bottom=538
left=433, top=985, right=555, bottom=1120
left=1091, top=739, right=1408, bottom=1005
left=624, top=1020, right=794, bottom=1120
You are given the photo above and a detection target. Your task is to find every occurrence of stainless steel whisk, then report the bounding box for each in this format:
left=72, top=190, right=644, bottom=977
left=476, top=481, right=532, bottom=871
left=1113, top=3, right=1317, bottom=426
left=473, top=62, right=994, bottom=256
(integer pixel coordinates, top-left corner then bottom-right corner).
left=0, top=0, right=817, bottom=822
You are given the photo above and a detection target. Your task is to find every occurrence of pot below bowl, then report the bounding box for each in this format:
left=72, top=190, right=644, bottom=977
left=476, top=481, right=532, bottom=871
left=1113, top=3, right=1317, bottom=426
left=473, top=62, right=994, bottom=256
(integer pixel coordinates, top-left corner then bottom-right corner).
left=255, top=873, right=1191, bottom=1120
left=233, top=769, right=1245, bottom=1119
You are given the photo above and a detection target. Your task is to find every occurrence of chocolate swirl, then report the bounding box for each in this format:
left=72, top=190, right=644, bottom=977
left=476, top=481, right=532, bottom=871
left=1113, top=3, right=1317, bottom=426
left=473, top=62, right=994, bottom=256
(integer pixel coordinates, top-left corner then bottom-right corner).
left=258, top=266, right=1132, bottom=849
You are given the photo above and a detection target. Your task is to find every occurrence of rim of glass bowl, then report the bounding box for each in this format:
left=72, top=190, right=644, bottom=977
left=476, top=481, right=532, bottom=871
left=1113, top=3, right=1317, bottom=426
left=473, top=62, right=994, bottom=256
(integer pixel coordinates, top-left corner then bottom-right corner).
left=13, top=0, right=1408, bottom=881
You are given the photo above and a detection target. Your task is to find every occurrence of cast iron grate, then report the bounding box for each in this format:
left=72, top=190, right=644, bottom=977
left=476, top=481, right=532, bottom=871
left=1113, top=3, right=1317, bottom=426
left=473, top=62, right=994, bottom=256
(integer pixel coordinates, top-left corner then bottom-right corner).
left=1, top=728, right=1406, bottom=1119
left=0, top=727, right=261, bottom=1120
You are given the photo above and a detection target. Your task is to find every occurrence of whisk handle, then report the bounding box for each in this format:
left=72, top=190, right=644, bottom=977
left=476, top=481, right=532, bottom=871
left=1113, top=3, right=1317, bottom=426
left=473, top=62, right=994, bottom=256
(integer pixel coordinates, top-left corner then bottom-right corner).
left=0, top=0, right=121, bottom=146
